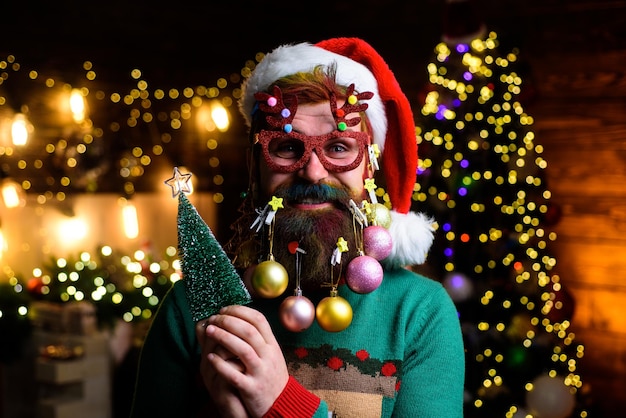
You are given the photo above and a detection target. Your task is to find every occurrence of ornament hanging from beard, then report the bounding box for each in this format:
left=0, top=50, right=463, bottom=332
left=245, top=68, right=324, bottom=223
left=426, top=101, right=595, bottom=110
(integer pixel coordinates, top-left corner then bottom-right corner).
left=251, top=181, right=361, bottom=294
left=272, top=201, right=359, bottom=294
left=237, top=39, right=436, bottom=272
left=247, top=181, right=391, bottom=333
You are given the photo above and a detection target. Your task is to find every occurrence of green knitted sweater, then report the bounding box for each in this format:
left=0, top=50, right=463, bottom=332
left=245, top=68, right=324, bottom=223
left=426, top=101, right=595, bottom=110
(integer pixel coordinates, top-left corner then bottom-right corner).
left=130, top=267, right=465, bottom=417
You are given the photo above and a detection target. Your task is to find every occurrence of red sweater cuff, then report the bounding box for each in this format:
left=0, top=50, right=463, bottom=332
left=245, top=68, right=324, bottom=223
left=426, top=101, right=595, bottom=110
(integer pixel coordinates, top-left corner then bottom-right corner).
left=262, top=376, right=320, bottom=418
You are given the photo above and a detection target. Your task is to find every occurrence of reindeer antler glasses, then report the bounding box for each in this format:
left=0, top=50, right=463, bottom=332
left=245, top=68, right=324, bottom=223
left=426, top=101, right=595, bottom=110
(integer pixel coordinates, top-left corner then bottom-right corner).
left=253, top=85, right=373, bottom=174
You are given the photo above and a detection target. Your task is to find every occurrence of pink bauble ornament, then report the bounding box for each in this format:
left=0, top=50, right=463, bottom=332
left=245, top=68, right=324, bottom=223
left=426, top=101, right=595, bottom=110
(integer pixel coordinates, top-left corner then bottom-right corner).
left=346, top=255, right=383, bottom=294
left=279, top=293, right=315, bottom=332
left=363, top=225, right=393, bottom=260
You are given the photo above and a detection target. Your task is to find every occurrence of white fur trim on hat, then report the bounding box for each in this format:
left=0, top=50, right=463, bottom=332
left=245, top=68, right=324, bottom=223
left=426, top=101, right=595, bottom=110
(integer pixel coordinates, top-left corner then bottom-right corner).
left=383, top=210, right=435, bottom=268
left=239, top=42, right=388, bottom=152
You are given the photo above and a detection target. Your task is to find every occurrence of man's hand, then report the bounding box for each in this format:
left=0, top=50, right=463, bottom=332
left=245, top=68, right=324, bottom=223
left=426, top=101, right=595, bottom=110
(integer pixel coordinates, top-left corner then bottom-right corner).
left=196, top=317, right=249, bottom=418
left=196, top=305, right=289, bottom=418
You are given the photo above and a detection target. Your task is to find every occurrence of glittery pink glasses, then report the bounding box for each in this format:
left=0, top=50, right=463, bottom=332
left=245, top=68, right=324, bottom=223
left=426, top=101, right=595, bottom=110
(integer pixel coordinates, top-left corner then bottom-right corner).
left=256, top=129, right=369, bottom=173
left=253, top=85, right=374, bottom=173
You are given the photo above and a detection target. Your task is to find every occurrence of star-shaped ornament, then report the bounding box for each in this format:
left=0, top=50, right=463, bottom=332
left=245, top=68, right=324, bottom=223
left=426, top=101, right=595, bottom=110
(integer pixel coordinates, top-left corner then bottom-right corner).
left=364, top=178, right=378, bottom=204
left=268, top=196, right=284, bottom=211
left=264, top=196, right=284, bottom=225
left=336, top=237, right=349, bottom=253
left=331, top=237, right=349, bottom=266
left=165, top=167, right=192, bottom=197
left=364, top=178, right=377, bottom=193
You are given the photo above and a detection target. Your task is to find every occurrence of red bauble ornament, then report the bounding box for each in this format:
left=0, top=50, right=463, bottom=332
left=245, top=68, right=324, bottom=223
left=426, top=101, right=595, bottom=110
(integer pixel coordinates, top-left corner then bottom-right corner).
left=346, top=255, right=383, bottom=294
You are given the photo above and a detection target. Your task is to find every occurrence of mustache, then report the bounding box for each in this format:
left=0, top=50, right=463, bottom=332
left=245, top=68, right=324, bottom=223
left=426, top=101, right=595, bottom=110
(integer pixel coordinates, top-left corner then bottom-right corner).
left=274, top=182, right=352, bottom=205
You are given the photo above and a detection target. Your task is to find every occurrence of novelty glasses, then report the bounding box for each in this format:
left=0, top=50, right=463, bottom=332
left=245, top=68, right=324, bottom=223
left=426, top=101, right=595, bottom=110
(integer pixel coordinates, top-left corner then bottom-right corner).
left=255, top=129, right=369, bottom=173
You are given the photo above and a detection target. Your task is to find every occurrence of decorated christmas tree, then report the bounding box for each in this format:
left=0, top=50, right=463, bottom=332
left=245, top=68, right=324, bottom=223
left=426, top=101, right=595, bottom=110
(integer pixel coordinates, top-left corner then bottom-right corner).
left=411, top=1, right=589, bottom=416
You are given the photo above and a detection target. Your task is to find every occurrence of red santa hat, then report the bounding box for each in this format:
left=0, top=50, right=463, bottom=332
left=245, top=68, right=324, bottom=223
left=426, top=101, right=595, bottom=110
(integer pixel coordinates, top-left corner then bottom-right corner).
left=239, top=37, right=434, bottom=266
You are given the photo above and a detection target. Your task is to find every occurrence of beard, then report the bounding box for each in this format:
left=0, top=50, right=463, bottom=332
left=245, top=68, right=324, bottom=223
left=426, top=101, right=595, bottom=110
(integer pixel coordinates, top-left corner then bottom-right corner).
left=269, top=182, right=361, bottom=295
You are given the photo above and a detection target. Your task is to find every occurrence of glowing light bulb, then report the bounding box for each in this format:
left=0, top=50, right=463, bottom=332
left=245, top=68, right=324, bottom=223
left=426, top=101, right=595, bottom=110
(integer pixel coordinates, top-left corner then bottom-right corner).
left=1, top=179, right=23, bottom=208
left=70, top=89, right=86, bottom=123
left=210, top=101, right=230, bottom=132
left=58, top=218, right=88, bottom=242
left=122, top=201, right=139, bottom=239
left=0, top=228, right=7, bottom=258
left=11, top=113, right=31, bottom=146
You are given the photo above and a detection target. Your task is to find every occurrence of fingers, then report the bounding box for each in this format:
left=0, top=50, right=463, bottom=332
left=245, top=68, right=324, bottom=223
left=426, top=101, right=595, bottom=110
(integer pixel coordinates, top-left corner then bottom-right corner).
left=203, top=355, right=249, bottom=418
left=211, top=305, right=278, bottom=346
left=196, top=319, right=221, bottom=355
left=208, top=354, right=246, bottom=376
left=204, top=305, right=279, bottom=377
left=205, top=318, right=259, bottom=363
left=197, top=319, right=241, bottom=364
left=202, top=305, right=289, bottom=417
left=196, top=311, right=253, bottom=418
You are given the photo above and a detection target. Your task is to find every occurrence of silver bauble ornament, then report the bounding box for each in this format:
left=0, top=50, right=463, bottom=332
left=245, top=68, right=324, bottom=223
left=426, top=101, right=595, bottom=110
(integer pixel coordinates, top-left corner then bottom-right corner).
left=279, top=292, right=315, bottom=332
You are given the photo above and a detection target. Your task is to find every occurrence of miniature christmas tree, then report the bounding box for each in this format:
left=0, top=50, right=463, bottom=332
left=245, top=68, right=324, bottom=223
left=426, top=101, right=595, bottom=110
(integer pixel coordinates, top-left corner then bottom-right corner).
left=169, top=168, right=251, bottom=322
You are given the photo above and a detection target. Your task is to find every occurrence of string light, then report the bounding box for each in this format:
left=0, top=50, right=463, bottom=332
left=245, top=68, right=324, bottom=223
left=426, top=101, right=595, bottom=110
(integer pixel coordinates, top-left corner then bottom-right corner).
left=0, top=53, right=259, bottom=202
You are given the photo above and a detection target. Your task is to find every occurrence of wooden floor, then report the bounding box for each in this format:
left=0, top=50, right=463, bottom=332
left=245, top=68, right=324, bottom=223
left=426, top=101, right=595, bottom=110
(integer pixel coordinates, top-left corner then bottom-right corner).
left=503, top=1, right=626, bottom=415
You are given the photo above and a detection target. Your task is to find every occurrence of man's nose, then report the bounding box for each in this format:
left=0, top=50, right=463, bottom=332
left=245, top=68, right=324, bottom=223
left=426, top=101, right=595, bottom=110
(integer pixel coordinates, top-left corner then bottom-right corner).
left=297, top=150, right=328, bottom=183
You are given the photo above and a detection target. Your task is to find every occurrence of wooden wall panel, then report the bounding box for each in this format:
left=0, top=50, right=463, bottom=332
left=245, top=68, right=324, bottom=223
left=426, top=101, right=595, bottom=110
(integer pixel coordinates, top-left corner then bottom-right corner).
left=524, top=31, right=626, bottom=415
left=574, top=328, right=626, bottom=415
left=570, top=284, right=626, bottom=335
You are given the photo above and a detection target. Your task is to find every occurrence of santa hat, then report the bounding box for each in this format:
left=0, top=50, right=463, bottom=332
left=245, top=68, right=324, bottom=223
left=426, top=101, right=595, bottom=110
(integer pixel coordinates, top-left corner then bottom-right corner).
left=239, top=38, right=434, bottom=266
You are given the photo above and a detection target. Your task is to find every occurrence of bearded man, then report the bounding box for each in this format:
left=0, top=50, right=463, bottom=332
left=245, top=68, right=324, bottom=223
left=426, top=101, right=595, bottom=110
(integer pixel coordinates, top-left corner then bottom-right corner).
left=131, top=38, right=465, bottom=418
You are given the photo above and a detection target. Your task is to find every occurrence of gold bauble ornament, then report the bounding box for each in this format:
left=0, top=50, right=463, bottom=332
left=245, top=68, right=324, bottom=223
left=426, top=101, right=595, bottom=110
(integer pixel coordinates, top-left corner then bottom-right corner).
left=370, top=203, right=392, bottom=228
left=316, top=290, right=353, bottom=332
left=251, top=260, right=289, bottom=298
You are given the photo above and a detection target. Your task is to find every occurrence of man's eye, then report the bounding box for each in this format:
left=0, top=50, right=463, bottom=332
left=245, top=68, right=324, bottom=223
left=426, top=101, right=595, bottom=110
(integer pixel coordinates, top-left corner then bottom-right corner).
left=271, top=139, right=303, bottom=159
left=328, top=144, right=348, bottom=153
left=324, top=138, right=359, bottom=159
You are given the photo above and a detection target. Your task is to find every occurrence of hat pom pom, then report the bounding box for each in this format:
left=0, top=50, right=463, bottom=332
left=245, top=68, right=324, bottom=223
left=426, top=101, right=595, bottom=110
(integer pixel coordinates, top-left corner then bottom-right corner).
left=382, top=210, right=435, bottom=268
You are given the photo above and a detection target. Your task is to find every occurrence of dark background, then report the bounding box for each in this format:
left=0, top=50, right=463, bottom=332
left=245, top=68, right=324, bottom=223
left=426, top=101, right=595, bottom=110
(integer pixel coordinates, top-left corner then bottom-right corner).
left=2, top=0, right=626, bottom=416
